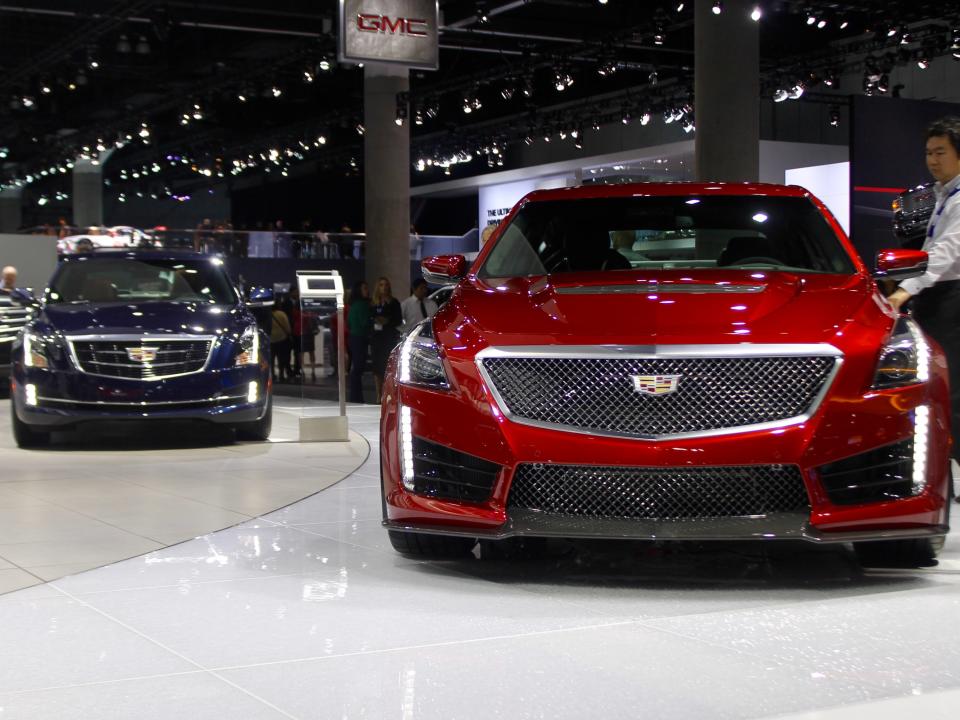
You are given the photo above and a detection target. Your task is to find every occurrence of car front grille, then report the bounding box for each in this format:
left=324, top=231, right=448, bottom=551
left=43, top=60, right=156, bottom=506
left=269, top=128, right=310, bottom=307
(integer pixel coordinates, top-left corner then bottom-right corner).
left=480, top=354, right=837, bottom=438
left=508, top=463, right=810, bottom=520
left=69, top=338, right=213, bottom=380
left=0, top=301, right=29, bottom=344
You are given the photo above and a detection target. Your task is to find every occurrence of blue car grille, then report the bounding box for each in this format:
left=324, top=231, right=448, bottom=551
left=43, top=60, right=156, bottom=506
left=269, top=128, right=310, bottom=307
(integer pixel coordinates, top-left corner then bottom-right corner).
left=69, top=338, right=213, bottom=380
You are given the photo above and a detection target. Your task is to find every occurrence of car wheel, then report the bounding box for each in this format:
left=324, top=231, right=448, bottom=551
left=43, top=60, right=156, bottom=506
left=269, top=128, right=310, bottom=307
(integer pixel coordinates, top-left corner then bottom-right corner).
left=388, top=530, right=477, bottom=558
left=235, top=396, right=272, bottom=441
left=10, top=400, right=49, bottom=448
left=853, top=537, right=943, bottom=568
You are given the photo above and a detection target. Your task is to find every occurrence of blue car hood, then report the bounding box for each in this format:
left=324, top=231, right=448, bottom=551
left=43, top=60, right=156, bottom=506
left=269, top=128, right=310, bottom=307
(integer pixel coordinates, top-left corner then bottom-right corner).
left=41, top=301, right=244, bottom=336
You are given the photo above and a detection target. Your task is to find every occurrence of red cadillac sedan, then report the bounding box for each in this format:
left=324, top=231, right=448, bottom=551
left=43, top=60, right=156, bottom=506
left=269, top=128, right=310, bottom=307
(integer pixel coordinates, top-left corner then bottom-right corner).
left=380, top=182, right=952, bottom=567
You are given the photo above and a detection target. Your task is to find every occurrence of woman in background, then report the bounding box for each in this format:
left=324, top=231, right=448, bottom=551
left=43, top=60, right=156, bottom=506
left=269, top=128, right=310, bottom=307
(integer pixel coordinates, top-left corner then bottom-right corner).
left=347, top=280, right=371, bottom=403
left=370, top=276, right=403, bottom=403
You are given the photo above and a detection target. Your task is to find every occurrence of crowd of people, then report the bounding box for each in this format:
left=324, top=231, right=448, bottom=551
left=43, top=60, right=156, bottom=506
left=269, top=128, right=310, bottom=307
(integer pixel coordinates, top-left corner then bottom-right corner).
left=261, top=274, right=438, bottom=403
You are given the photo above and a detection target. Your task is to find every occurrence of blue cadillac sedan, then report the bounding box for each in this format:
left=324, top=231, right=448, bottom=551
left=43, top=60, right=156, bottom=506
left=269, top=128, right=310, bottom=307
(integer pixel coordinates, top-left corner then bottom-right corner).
left=8, top=250, right=272, bottom=447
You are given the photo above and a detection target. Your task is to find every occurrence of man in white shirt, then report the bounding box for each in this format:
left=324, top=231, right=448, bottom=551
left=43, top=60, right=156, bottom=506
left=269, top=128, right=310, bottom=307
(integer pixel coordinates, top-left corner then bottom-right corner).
left=889, top=118, right=960, bottom=489
left=401, top=278, right=438, bottom=334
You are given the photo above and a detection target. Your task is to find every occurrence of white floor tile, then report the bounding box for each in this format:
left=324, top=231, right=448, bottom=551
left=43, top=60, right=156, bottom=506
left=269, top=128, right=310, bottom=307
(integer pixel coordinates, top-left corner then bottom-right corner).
left=0, top=594, right=194, bottom=693
left=0, top=567, right=41, bottom=595
left=0, top=672, right=293, bottom=720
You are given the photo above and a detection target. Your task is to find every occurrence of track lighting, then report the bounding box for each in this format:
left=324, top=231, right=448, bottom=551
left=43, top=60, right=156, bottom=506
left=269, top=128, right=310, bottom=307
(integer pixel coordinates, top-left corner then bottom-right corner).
left=712, top=2, right=722, bottom=15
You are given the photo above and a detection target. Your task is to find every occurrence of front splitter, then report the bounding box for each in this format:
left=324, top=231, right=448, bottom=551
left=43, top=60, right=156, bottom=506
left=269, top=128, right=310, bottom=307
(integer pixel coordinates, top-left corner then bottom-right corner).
left=384, top=510, right=949, bottom=543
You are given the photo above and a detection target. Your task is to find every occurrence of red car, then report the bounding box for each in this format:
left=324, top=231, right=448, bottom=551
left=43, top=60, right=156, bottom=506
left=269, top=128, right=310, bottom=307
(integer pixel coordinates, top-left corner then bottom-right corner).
left=380, top=182, right=952, bottom=567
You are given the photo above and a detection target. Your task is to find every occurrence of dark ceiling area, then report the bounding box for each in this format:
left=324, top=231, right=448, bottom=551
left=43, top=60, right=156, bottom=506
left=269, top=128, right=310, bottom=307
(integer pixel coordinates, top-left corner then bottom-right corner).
left=0, top=0, right=957, bottom=204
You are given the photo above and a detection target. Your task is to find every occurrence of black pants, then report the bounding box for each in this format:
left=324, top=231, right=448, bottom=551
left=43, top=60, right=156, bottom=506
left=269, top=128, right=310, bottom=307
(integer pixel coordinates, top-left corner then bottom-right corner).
left=348, top=335, right=368, bottom=403
left=912, top=280, right=960, bottom=460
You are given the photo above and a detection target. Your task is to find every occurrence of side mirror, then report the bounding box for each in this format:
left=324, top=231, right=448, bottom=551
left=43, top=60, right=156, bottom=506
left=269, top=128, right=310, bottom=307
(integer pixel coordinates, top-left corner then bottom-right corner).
left=246, top=286, right=274, bottom=307
left=6, top=288, right=39, bottom=308
left=422, top=254, right=467, bottom=285
left=875, top=249, right=928, bottom=281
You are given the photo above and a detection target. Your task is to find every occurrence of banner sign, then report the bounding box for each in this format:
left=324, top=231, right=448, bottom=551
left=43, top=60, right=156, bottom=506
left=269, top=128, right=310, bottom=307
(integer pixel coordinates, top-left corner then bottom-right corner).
left=339, top=0, right=439, bottom=70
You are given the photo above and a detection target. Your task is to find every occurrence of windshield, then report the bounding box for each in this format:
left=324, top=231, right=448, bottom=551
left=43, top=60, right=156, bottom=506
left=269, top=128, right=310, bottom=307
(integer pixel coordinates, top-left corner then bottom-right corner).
left=46, top=257, right=238, bottom=305
left=479, top=195, right=855, bottom=278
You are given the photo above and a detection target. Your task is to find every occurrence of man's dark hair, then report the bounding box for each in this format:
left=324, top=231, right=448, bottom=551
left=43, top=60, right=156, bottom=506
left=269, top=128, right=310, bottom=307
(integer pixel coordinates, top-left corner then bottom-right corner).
left=927, top=117, right=960, bottom=155
left=411, top=278, right=427, bottom=292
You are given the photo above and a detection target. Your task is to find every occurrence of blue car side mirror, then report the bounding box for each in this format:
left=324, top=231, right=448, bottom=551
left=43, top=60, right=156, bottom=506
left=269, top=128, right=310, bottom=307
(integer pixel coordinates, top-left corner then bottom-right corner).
left=6, top=287, right=39, bottom=308
left=246, top=287, right=274, bottom=307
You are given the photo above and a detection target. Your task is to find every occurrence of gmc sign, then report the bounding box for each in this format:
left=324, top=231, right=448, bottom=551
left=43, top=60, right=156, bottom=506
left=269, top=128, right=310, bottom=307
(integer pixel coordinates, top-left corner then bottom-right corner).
left=357, top=14, right=428, bottom=37
left=339, top=0, right=438, bottom=70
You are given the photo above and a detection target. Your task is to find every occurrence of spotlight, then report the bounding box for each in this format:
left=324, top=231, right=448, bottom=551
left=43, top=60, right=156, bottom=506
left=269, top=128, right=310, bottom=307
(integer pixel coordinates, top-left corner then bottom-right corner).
left=355, top=122, right=365, bottom=135
left=773, top=88, right=789, bottom=102
left=817, top=18, right=827, bottom=29
left=712, top=1, right=722, bottom=15
left=682, top=118, right=695, bottom=133
left=917, top=55, right=929, bottom=70
left=829, top=106, right=840, bottom=127
left=877, top=74, right=890, bottom=94
left=648, top=70, right=659, bottom=85
left=271, top=86, right=282, bottom=97
left=41, top=84, right=51, bottom=94
left=237, top=92, right=247, bottom=102
left=319, top=58, right=332, bottom=71
left=639, top=111, right=651, bottom=126
left=751, top=5, right=762, bottom=22
left=303, top=69, right=315, bottom=83
left=653, top=27, right=665, bottom=45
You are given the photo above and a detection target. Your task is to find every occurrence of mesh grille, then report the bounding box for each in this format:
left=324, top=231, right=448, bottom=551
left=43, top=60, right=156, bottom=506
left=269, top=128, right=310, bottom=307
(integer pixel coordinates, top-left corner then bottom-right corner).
left=71, top=339, right=212, bottom=380
left=508, top=464, right=810, bottom=520
left=482, top=355, right=835, bottom=437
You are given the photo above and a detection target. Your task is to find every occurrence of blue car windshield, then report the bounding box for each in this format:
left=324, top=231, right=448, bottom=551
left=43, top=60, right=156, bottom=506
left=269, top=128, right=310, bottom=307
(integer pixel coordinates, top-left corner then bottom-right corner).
left=46, top=258, right=238, bottom=304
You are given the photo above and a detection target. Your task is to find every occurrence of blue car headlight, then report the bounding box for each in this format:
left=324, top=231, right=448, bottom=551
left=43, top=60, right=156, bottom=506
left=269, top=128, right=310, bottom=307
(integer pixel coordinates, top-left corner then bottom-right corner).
left=234, top=325, right=260, bottom=367
left=23, top=331, right=62, bottom=369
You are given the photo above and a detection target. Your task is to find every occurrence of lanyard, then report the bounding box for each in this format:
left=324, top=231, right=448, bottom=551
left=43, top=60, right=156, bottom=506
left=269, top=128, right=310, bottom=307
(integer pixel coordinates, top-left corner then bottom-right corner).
left=927, top=186, right=960, bottom=238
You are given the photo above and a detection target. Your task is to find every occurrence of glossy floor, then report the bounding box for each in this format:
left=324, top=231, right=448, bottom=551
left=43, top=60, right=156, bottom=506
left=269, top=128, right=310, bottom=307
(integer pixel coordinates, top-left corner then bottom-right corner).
left=0, top=402, right=958, bottom=719
left=0, top=399, right=369, bottom=593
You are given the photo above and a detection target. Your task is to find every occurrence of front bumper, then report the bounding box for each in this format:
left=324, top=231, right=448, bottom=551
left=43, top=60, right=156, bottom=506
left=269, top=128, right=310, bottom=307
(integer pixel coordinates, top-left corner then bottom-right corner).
left=12, top=364, right=270, bottom=427
left=381, top=366, right=952, bottom=544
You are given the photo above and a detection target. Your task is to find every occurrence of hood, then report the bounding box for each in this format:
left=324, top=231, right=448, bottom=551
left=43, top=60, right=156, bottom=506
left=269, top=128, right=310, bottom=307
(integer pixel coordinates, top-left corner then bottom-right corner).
left=444, top=270, right=880, bottom=347
left=39, top=301, right=246, bottom=336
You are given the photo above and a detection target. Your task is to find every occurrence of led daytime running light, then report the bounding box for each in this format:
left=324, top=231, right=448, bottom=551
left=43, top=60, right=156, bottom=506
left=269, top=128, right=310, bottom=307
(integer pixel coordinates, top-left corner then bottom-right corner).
left=912, top=405, right=929, bottom=494
left=400, top=405, right=415, bottom=490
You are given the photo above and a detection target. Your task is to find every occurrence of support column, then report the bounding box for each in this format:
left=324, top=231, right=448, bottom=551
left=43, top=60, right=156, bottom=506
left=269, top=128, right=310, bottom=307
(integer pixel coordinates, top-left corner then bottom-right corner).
left=72, top=158, right=104, bottom=228
left=0, top=187, right=23, bottom=232
left=364, top=63, right=410, bottom=300
left=694, top=0, right=759, bottom=182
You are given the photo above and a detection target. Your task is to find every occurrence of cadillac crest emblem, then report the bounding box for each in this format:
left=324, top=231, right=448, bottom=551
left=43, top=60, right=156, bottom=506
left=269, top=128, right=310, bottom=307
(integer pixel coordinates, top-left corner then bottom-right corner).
left=631, top=374, right=681, bottom=396
left=126, top=346, right=159, bottom=363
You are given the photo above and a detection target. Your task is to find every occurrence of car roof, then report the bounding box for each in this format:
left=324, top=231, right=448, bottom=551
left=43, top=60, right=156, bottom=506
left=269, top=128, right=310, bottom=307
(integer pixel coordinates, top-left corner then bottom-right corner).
left=520, top=181, right=811, bottom=204
left=59, top=250, right=218, bottom=263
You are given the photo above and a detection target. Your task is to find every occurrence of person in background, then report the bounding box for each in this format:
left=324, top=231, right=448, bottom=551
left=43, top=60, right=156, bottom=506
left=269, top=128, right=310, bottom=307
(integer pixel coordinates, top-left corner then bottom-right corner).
left=316, top=228, right=340, bottom=259
left=887, top=117, right=960, bottom=504
left=289, top=287, right=304, bottom=379
left=0, top=265, right=17, bottom=291
left=370, top=276, right=403, bottom=403
left=270, top=299, right=293, bottom=383
left=401, top=278, right=438, bottom=334
left=193, top=218, right=214, bottom=253
left=347, top=280, right=371, bottom=403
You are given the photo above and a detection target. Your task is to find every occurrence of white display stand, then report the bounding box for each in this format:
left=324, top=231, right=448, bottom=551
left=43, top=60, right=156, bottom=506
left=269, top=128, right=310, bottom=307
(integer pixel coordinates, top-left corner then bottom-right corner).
left=296, top=270, right=348, bottom=442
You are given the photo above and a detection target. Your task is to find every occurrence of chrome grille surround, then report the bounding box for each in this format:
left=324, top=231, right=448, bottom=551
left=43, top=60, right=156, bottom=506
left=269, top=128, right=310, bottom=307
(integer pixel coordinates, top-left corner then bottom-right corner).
left=508, top=463, right=810, bottom=520
left=66, top=334, right=216, bottom=381
left=477, top=344, right=842, bottom=441
left=0, top=301, right=29, bottom=344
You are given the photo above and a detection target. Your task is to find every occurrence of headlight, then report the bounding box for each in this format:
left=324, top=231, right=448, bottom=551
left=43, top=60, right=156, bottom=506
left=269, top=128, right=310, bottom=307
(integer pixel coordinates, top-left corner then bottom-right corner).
left=399, top=321, right=449, bottom=389
left=234, top=325, right=260, bottom=366
left=873, top=317, right=930, bottom=389
left=23, top=332, right=51, bottom=369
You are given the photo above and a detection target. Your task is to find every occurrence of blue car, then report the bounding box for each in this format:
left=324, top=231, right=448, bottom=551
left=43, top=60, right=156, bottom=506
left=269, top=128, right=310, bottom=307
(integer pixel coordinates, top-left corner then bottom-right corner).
left=8, top=251, right=272, bottom=447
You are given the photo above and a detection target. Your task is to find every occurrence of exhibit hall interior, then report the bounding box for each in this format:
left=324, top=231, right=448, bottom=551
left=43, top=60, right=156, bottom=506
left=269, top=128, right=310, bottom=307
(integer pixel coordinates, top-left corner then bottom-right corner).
left=1, top=1, right=960, bottom=718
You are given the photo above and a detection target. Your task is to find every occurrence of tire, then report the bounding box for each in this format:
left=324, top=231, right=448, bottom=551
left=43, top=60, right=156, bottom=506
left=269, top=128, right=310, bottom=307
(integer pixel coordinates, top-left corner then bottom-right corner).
left=235, top=396, right=272, bottom=441
left=853, top=538, right=943, bottom=568
left=10, top=400, right=49, bottom=448
left=388, top=530, right=476, bottom=558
